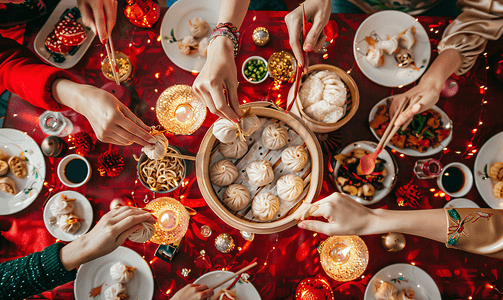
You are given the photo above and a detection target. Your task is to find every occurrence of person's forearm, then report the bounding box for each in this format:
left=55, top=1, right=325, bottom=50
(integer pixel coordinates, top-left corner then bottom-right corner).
left=51, top=78, right=88, bottom=114
left=60, top=234, right=93, bottom=271
left=372, top=209, right=447, bottom=243
left=217, top=0, right=250, bottom=29
left=419, top=49, right=461, bottom=91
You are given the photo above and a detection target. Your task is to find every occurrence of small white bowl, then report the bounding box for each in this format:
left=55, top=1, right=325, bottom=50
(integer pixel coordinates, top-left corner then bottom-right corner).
left=437, top=162, right=473, bottom=197
left=57, top=154, right=92, bottom=188
left=242, top=56, right=269, bottom=84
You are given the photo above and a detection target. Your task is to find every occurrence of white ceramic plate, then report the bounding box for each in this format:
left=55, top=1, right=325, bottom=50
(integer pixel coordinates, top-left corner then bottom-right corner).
left=33, top=0, right=96, bottom=69
left=369, top=96, right=453, bottom=157
left=0, top=129, right=46, bottom=215
left=194, top=270, right=261, bottom=300
left=43, top=191, right=93, bottom=242
left=333, top=141, right=398, bottom=205
left=74, top=246, right=154, bottom=300
left=353, top=11, right=431, bottom=87
left=473, top=131, right=503, bottom=209
left=444, top=198, right=480, bottom=209
left=364, top=263, right=441, bottom=300
left=160, top=0, right=221, bottom=73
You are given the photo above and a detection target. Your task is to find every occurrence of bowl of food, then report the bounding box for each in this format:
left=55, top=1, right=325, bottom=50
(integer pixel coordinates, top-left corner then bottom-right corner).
left=287, top=64, right=360, bottom=133
left=137, top=145, right=186, bottom=193
left=242, top=56, right=269, bottom=84
left=196, top=101, right=323, bottom=234
left=330, top=141, right=398, bottom=205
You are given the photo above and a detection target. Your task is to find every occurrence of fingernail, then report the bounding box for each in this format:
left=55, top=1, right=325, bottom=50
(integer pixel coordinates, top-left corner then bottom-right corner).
left=101, top=38, right=107, bottom=44
left=304, top=43, right=313, bottom=52
left=232, top=119, right=239, bottom=124
left=298, top=223, right=305, bottom=229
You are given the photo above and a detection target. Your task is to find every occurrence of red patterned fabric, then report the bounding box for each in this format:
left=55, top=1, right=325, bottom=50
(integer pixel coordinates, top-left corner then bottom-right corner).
left=1, top=9, right=503, bottom=300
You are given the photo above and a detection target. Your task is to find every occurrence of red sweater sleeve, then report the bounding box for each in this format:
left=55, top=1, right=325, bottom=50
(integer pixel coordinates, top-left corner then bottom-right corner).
left=0, top=35, right=80, bottom=111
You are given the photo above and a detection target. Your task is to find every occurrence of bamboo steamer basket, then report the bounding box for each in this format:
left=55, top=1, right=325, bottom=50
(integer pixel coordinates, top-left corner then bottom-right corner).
left=196, top=101, right=323, bottom=234
left=287, top=64, right=360, bottom=133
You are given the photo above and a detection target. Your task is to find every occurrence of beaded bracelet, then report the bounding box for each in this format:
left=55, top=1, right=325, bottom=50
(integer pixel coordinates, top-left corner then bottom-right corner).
left=214, top=22, right=239, bottom=35
left=208, top=24, right=240, bottom=57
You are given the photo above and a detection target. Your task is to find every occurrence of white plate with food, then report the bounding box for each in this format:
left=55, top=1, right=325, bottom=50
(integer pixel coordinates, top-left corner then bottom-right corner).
left=43, top=191, right=93, bottom=242
left=369, top=96, right=453, bottom=157
left=193, top=270, right=261, bottom=300
left=364, top=263, right=441, bottom=300
left=74, top=246, right=154, bottom=300
left=444, top=198, right=480, bottom=209
left=473, top=131, right=503, bottom=209
left=33, top=0, right=95, bottom=69
left=0, top=128, right=46, bottom=215
left=353, top=10, right=431, bottom=87
left=160, top=0, right=220, bottom=73
left=331, top=141, right=398, bottom=205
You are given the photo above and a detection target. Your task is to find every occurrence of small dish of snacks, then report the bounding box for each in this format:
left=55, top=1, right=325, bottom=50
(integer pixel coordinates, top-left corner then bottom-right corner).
left=33, top=0, right=95, bottom=69
left=330, top=141, right=397, bottom=205
left=242, top=56, right=269, bottom=84
left=137, top=146, right=186, bottom=193
left=369, top=96, right=453, bottom=157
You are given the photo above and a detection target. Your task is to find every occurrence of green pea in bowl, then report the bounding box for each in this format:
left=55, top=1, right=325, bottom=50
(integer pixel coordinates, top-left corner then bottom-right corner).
left=242, top=56, right=269, bottom=84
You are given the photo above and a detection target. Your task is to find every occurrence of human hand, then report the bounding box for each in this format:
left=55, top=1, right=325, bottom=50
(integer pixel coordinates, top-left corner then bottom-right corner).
left=193, top=37, right=241, bottom=121
left=60, top=206, right=156, bottom=270
left=285, top=0, right=331, bottom=73
left=77, top=0, right=118, bottom=43
left=294, top=193, right=377, bottom=236
left=171, top=284, right=214, bottom=300
left=389, top=80, right=442, bottom=128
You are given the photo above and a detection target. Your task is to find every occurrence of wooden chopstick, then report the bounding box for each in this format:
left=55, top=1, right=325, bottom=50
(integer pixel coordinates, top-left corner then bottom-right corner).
left=104, top=42, right=120, bottom=85
left=107, top=36, right=121, bottom=85
left=207, top=262, right=258, bottom=290
left=165, top=152, right=196, bottom=161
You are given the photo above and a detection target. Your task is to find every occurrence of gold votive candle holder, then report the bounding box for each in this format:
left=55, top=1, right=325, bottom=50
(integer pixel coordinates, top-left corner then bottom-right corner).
left=267, top=51, right=296, bottom=82
left=101, top=51, right=135, bottom=84
left=144, top=197, right=190, bottom=245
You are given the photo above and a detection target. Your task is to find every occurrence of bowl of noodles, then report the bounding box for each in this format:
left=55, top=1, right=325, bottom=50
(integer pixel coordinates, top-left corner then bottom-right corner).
left=137, top=146, right=186, bottom=193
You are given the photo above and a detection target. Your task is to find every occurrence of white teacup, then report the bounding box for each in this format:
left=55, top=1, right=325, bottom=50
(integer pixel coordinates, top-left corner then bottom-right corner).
left=437, top=162, right=473, bottom=197
left=57, top=154, right=91, bottom=188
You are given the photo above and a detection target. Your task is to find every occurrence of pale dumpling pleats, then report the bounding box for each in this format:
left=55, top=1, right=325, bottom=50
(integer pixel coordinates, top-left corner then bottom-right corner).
left=104, top=283, right=128, bottom=300
left=365, top=36, right=384, bottom=68
left=128, top=221, right=155, bottom=243
left=376, top=36, right=399, bottom=55
left=59, top=213, right=82, bottom=234
left=110, top=262, right=135, bottom=284
left=276, top=174, right=304, bottom=202
left=210, top=159, right=238, bottom=186
left=142, top=134, right=168, bottom=160
left=252, top=192, right=280, bottom=221
left=261, top=123, right=288, bottom=150
left=220, top=139, right=248, bottom=159
left=398, top=26, right=416, bottom=50
left=246, top=160, right=274, bottom=187
left=189, top=17, right=210, bottom=38
left=281, top=146, right=308, bottom=172
left=223, top=184, right=251, bottom=211
left=178, top=36, right=198, bottom=55
left=212, top=114, right=261, bottom=144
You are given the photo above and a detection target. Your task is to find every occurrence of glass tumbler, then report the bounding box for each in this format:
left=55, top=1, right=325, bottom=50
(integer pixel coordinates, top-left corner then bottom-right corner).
left=414, top=158, right=443, bottom=179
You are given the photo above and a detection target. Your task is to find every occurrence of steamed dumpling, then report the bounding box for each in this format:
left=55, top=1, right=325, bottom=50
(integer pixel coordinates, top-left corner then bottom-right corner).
left=213, top=119, right=238, bottom=143
left=0, top=177, right=17, bottom=195
left=376, top=36, right=399, bottom=55
left=128, top=221, right=155, bottom=243
left=399, top=26, right=416, bottom=50
left=142, top=134, right=168, bottom=160
left=210, top=159, right=238, bottom=186
left=0, top=160, right=8, bottom=176
left=277, top=174, right=304, bottom=202
left=246, top=160, right=274, bottom=186
left=220, top=140, right=248, bottom=159
left=251, top=192, right=279, bottom=221
left=223, top=184, right=251, bottom=211
left=198, top=37, right=209, bottom=57
left=304, top=100, right=344, bottom=123
left=397, top=288, right=415, bottom=300
left=282, top=146, right=308, bottom=172
left=104, top=283, right=128, bottom=300
left=189, top=17, right=210, bottom=38
left=178, top=36, right=198, bottom=55
left=59, top=213, right=82, bottom=234
left=50, top=194, right=76, bottom=217
left=299, top=75, right=324, bottom=108
left=489, top=162, right=503, bottom=181
left=8, top=156, right=26, bottom=178
left=240, top=114, right=261, bottom=136
left=261, top=123, right=288, bottom=150
left=366, top=47, right=384, bottom=68
left=374, top=281, right=397, bottom=300
left=0, top=149, right=9, bottom=161
left=110, top=262, right=135, bottom=284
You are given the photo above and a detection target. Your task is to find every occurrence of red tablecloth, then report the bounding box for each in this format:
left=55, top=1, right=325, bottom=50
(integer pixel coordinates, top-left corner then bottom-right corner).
left=2, top=8, right=503, bottom=300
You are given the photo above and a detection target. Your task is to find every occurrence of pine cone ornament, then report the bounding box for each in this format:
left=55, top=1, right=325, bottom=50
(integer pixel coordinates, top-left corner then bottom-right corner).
left=69, top=132, right=95, bottom=156
left=98, top=150, right=125, bottom=177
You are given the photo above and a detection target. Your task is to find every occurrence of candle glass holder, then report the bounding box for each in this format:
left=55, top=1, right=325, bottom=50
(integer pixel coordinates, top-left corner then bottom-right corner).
left=156, top=84, right=207, bottom=135
left=267, top=51, right=296, bottom=82
left=38, top=111, right=73, bottom=137
left=319, top=236, right=369, bottom=282
left=144, top=197, right=190, bottom=245
left=101, top=51, right=135, bottom=84
left=414, top=158, right=442, bottom=179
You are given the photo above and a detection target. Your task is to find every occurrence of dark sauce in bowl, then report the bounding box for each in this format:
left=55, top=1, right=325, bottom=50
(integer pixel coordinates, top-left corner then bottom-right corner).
left=441, top=166, right=465, bottom=193
left=64, top=158, right=88, bottom=184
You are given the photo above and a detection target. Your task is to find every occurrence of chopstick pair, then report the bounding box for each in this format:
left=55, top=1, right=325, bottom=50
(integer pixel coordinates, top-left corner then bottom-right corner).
left=379, top=95, right=422, bottom=149
left=207, top=261, right=258, bottom=290
left=286, top=4, right=308, bottom=113
left=104, top=35, right=120, bottom=85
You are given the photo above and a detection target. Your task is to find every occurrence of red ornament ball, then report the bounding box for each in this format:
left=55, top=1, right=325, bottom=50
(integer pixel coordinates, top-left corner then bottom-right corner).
left=69, top=132, right=95, bottom=156
left=45, top=30, right=73, bottom=54
left=494, top=59, right=503, bottom=83
left=98, top=150, right=125, bottom=177
left=295, top=277, right=334, bottom=300
left=54, top=19, right=87, bottom=46
left=440, top=77, right=459, bottom=98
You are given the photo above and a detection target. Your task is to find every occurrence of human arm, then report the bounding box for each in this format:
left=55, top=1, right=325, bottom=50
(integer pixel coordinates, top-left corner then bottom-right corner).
left=170, top=284, right=214, bottom=300
left=77, top=0, right=118, bottom=43
left=295, top=193, right=503, bottom=259
left=0, top=207, right=155, bottom=300
left=284, top=0, right=331, bottom=73
left=192, top=0, right=250, bottom=121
